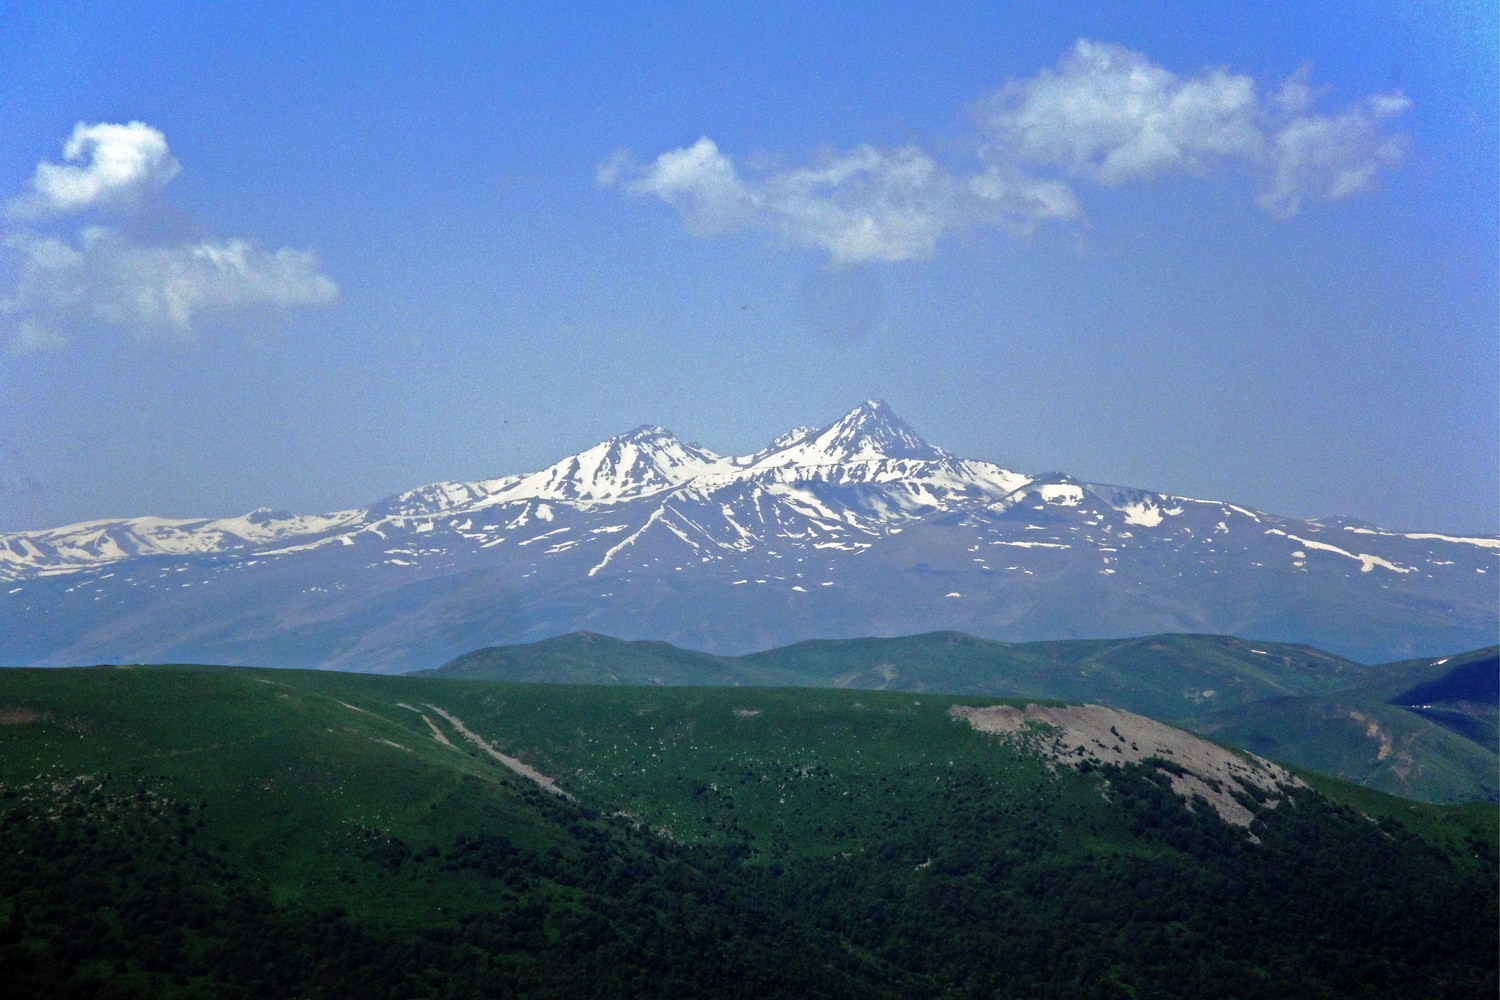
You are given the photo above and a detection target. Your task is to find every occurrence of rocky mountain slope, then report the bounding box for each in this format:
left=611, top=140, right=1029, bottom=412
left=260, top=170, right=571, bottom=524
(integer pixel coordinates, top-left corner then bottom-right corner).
left=3, top=400, right=1495, bottom=670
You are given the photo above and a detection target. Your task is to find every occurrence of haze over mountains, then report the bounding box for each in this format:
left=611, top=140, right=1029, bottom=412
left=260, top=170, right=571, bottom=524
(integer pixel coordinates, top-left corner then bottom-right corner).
left=3, top=400, right=1495, bottom=671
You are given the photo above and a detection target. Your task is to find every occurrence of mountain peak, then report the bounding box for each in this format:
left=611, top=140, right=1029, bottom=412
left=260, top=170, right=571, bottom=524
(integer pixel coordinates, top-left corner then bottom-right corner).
left=750, top=399, right=948, bottom=467
left=829, top=398, right=917, bottom=435
left=615, top=424, right=676, bottom=444
left=492, top=423, right=721, bottom=503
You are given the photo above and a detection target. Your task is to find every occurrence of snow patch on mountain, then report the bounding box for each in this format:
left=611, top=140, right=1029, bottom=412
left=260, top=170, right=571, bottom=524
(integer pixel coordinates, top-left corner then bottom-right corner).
left=2, top=399, right=1495, bottom=672
left=1267, top=529, right=1417, bottom=574
left=743, top=399, right=949, bottom=468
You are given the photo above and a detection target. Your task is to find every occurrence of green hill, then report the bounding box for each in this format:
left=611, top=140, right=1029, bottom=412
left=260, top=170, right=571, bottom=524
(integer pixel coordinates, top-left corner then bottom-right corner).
left=429, top=632, right=1364, bottom=720
left=1182, top=646, right=1499, bottom=801
left=420, top=630, right=799, bottom=686
left=1188, top=696, right=1498, bottom=802
left=427, top=632, right=1497, bottom=801
left=741, top=631, right=1362, bottom=716
left=1326, top=645, right=1500, bottom=706
left=0, top=665, right=1494, bottom=999
left=1383, top=647, right=1499, bottom=753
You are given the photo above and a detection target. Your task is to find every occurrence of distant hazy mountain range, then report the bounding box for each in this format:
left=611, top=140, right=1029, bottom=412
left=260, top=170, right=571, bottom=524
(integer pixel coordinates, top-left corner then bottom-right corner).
left=3, top=400, right=1495, bottom=671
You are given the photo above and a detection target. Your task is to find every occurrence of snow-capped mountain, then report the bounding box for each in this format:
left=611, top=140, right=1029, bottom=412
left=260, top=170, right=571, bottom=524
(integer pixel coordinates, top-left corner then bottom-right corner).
left=2, top=400, right=1495, bottom=672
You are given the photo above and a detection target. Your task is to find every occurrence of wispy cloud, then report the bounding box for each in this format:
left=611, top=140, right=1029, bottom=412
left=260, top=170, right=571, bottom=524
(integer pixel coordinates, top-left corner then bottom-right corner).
left=3, top=122, right=338, bottom=353
left=601, top=138, right=1077, bottom=265
left=986, top=41, right=1411, bottom=218
left=1256, top=76, right=1411, bottom=217
left=3, top=229, right=337, bottom=346
left=602, top=40, right=1411, bottom=262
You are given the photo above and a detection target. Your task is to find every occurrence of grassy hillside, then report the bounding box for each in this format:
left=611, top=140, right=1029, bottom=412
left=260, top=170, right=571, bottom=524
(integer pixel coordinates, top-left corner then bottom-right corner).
left=0, top=665, right=1494, bottom=999
left=1189, top=697, right=1498, bottom=802
left=418, top=630, right=800, bottom=686
left=1385, top=648, right=1498, bottom=753
left=430, top=632, right=1364, bottom=720
left=1185, top=646, right=1500, bottom=800
left=0, top=666, right=902, bottom=999
left=742, top=631, right=1362, bottom=715
left=428, top=631, right=1498, bottom=801
left=1336, top=645, right=1500, bottom=703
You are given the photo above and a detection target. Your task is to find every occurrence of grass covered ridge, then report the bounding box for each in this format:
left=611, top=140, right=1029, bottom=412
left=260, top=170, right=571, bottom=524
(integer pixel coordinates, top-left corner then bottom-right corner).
left=0, top=664, right=1494, bottom=999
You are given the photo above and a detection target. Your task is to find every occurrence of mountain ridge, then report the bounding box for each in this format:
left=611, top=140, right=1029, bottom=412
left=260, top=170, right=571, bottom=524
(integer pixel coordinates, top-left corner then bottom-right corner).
left=421, top=629, right=1500, bottom=802
left=3, top=400, right=1495, bottom=670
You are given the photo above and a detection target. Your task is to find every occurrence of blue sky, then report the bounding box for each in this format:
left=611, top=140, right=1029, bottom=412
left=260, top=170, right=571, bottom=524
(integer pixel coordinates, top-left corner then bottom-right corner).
left=1, top=0, right=1495, bottom=533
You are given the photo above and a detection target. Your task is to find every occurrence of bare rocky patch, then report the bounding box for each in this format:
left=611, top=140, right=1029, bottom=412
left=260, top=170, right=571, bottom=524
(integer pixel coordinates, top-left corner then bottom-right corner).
left=951, top=702, right=1303, bottom=828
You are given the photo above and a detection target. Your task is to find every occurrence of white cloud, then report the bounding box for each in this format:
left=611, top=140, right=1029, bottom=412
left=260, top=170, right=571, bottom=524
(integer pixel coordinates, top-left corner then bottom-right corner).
left=2, top=121, right=338, bottom=351
left=3, top=227, right=338, bottom=351
left=617, top=138, right=757, bottom=236
left=985, top=40, right=1265, bottom=184
left=1257, top=92, right=1412, bottom=218
left=9, top=121, right=180, bottom=219
left=605, top=137, right=1078, bottom=264
left=606, top=40, right=1411, bottom=260
left=986, top=40, right=1411, bottom=216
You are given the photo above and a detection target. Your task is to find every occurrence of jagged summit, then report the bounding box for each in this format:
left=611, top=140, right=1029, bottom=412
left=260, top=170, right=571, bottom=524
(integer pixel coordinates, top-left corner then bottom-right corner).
left=745, top=399, right=949, bottom=468
left=738, top=425, right=819, bottom=466
left=496, top=400, right=958, bottom=498
left=615, top=424, right=675, bottom=444
left=281, top=402, right=977, bottom=525
left=490, top=424, right=722, bottom=503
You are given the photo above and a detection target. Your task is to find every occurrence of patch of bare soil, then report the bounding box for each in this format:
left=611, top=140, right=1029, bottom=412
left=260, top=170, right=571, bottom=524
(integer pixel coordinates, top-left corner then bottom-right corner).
left=951, top=702, right=1303, bottom=828
left=421, top=714, right=455, bottom=746
left=397, top=702, right=458, bottom=748
left=1347, top=709, right=1395, bottom=761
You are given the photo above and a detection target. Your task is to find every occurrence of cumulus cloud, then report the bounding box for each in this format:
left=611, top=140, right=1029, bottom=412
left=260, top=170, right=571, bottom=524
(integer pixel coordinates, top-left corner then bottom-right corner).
left=8, top=121, right=180, bottom=219
left=3, top=122, right=338, bottom=352
left=603, top=40, right=1410, bottom=262
left=985, top=40, right=1264, bottom=184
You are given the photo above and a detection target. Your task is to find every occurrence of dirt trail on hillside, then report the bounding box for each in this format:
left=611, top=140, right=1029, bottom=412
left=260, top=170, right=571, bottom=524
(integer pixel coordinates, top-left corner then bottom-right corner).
left=952, top=702, right=1302, bottom=827
left=421, top=714, right=455, bottom=747
left=423, top=704, right=572, bottom=799
left=398, top=702, right=456, bottom=747
left=394, top=702, right=452, bottom=749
